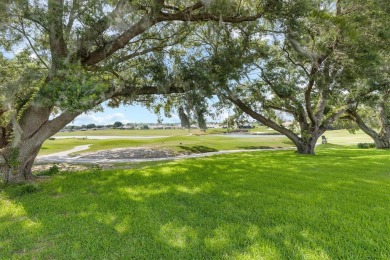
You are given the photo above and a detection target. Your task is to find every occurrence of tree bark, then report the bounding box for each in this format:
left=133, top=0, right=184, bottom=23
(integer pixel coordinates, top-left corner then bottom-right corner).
left=0, top=85, right=188, bottom=183
left=376, top=96, right=390, bottom=148
left=347, top=109, right=390, bottom=149
left=0, top=106, right=81, bottom=183
left=372, top=134, right=390, bottom=149
left=296, top=138, right=319, bottom=155
left=1, top=141, right=42, bottom=183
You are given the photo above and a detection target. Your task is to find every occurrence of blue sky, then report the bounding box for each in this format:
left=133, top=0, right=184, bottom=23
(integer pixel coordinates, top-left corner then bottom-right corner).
left=72, top=102, right=229, bottom=125
left=1, top=49, right=229, bottom=126
left=72, top=103, right=181, bottom=125
left=1, top=50, right=187, bottom=125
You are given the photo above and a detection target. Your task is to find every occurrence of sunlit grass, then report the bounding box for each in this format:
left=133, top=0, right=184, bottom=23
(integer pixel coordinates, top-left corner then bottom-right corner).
left=2, top=148, right=390, bottom=258
left=54, top=127, right=275, bottom=137
left=39, top=138, right=94, bottom=155
left=319, top=129, right=372, bottom=145
left=40, top=129, right=374, bottom=156
left=40, top=135, right=291, bottom=155
left=55, top=128, right=219, bottom=136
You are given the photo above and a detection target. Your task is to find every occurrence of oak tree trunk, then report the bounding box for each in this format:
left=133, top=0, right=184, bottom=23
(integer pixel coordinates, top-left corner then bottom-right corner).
left=287, top=129, right=322, bottom=155
left=224, top=93, right=328, bottom=155
left=0, top=105, right=80, bottom=183
left=295, top=139, right=318, bottom=155
left=1, top=142, right=42, bottom=183
left=347, top=110, right=390, bottom=149
left=373, top=133, right=390, bottom=149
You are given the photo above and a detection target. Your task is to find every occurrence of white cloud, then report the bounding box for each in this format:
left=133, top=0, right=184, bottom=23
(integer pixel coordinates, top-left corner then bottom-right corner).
left=29, top=53, right=38, bottom=59
left=73, top=112, right=130, bottom=125
left=163, top=114, right=180, bottom=123
left=201, top=0, right=212, bottom=7
left=14, top=47, right=24, bottom=54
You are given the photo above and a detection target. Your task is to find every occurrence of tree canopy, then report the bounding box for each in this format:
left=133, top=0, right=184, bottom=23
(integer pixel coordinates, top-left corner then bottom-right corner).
left=0, top=0, right=266, bottom=183
left=165, top=0, right=347, bottom=154
left=338, top=0, right=390, bottom=148
left=166, top=0, right=390, bottom=153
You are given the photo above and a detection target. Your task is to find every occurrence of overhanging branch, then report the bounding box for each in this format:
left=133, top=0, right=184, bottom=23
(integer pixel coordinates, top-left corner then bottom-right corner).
left=82, top=1, right=262, bottom=65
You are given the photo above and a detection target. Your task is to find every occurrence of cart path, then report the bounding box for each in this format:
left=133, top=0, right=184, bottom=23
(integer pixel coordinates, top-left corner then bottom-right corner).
left=37, top=145, right=294, bottom=164
left=39, top=145, right=92, bottom=157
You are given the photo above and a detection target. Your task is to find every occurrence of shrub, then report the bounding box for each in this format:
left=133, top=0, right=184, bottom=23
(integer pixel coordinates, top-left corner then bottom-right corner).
left=357, top=143, right=375, bottom=149
left=37, top=164, right=60, bottom=176
left=15, top=183, right=40, bottom=196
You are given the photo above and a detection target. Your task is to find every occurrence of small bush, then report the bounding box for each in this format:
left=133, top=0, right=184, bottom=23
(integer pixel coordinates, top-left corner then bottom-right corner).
left=16, top=183, right=40, bottom=196
left=90, top=164, right=102, bottom=171
left=49, top=137, right=55, bottom=140
left=37, top=164, right=60, bottom=176
left=48, top=164, right=60, bottom=175
left=357, top=143, right=375, bottom=149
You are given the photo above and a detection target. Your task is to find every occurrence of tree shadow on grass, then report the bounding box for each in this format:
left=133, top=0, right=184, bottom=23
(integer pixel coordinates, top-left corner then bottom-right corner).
left=236, top=145, right=273, bottom=150
left=316, top=143, right=354, bottom=150
left=2, top=150, right=390, bottom=259
left=178, top=145, right=218, bottom=153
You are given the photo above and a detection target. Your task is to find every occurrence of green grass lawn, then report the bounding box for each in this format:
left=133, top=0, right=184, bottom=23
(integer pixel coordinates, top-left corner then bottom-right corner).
left=40, top=135, right=292, bottom=155
left=54, top=127, right=276, bottom=137
left=55, top=128, right=218, bottom=136
left=1, top=147, right=390, bottom=259
left=41, top=129, right=373, bottom=156
left=320, top=129, right=372, bottom=145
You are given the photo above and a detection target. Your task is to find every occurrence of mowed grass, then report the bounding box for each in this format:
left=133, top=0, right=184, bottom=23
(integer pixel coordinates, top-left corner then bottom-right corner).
left=1, top=148, right=390, bottom=259
left=54, top=126, right=276, bottom=137
left=56, top=128, right=198, bottom=136
left=41, top=129, right=373, bottom=156
left=40, top=135, right=292, bottom=155
left=319, top=130, right=372, bottom=145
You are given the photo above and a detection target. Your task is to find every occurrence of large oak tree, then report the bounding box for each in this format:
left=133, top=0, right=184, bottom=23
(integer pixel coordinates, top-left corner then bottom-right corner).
left=340, top=0, right=390, bottom=148
left=0, top=0, right=264, bottom=183
left=175, top=0, right=351, bottom=154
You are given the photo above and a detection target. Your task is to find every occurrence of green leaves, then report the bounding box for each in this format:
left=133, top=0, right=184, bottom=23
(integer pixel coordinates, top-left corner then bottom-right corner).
left=39, top=63, right=111, bottom=111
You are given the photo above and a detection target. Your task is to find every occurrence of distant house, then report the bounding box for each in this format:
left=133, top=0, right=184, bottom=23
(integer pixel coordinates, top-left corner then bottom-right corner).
left=238, top=124, right=254, bottom=129
left=282, top=121, right=294, bottom=127
left=207, top=123, right=221, bottom=128
left=117, top=125, right=134, bottom=130
left=149, top=125, right=164, bottom=129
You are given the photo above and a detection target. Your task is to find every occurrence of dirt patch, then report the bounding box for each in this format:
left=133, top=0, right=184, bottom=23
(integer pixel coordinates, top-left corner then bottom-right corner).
left=34, top=146, right=292, bottom=172
left=33, top=163, right=91, bottom=173
left=34, top=148, right=185, bottom=173
left=78, top=147, right=182, bottom=159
